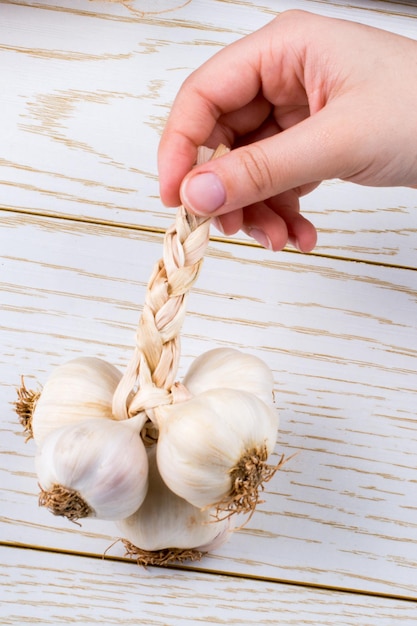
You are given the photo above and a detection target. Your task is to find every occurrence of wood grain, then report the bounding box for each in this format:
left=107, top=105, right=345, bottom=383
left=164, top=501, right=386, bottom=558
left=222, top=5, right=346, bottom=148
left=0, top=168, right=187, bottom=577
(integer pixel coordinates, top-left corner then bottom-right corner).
left=1, top=210, right=416, bottom=598
left=1, top=0, right=417, bottom=619
left=2, top=545, right=417, bottom=625
left=0, top=0, right=416, bottom=266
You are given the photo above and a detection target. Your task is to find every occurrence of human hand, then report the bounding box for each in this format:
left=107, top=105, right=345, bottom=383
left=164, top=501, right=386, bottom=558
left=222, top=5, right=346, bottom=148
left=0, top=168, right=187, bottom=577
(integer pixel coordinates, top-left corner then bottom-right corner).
left=158, top=10, right=417, bottom=252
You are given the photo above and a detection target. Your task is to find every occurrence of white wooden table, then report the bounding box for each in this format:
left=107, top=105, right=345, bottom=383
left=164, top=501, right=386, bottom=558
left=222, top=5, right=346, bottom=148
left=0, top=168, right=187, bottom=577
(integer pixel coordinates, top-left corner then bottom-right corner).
left=1, top=0, right=417, bottom=623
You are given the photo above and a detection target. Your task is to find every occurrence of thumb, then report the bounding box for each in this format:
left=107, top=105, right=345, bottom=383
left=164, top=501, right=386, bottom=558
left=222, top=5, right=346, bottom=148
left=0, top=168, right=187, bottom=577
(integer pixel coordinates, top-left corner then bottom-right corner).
left=180, top=107, right=358, bottom=216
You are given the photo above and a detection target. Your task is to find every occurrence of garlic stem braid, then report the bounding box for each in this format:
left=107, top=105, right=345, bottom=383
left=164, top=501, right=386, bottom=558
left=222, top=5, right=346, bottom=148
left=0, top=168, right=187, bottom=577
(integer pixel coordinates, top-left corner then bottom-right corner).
left=112, top=145, right=230, bottom=422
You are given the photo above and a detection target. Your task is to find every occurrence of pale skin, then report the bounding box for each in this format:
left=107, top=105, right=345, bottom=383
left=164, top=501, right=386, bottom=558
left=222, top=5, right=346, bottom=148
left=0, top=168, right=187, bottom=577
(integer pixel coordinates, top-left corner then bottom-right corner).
left=158, top=10, right=417, bottom=252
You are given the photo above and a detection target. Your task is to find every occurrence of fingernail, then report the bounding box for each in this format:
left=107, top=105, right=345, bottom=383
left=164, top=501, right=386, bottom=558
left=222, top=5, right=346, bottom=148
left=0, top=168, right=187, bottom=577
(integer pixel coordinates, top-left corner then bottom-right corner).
left=288, top=236, right=301, bottom=252
left=212, top=217, right=224, bottom=234
left=181, top=172, right=226, bottom=215
left=249, top=228, right=273, bottom=250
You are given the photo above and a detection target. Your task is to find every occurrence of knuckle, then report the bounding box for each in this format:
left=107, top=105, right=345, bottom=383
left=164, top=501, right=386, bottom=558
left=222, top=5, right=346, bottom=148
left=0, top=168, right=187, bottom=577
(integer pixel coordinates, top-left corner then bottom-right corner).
left=238, top=145, right=274, bottom=197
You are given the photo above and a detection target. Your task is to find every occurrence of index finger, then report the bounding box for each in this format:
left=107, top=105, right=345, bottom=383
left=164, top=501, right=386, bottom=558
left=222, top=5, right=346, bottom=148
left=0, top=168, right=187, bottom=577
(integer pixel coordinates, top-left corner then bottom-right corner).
left=157, top=27, right=268, bottom=206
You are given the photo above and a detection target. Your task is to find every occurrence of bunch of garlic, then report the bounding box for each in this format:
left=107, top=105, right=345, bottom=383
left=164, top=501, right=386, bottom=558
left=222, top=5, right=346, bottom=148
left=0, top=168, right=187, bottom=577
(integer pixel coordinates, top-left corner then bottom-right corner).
left=116, top=347, right=278, bottom=564
left=17, top=347, right=280, bottom=559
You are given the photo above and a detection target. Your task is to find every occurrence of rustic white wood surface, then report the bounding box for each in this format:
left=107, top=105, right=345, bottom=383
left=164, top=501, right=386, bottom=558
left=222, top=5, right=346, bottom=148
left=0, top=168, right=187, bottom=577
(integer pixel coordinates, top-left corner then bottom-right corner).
left=1, top=0, right=417, bottom=621
left=1, top=211, right=417, bottom=599
left=2, top=545, right=417, bottom=626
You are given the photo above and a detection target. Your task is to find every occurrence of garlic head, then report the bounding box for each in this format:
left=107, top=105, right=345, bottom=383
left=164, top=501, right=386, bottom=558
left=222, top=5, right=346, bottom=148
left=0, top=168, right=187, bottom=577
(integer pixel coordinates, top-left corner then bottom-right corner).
left=35, top=415, right=148, bottom=522
left=118, top=446, right=232, bottom=566
left=31, top=357, right=123, bottom=445
left=154, top=388, right=279, bottom=515
left=183, top=347, right=275, bottom=405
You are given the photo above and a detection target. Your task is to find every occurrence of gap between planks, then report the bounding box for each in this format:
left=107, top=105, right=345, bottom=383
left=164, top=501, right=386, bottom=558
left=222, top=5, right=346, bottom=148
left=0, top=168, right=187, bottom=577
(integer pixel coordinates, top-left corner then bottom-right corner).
left=2, top=205, right=417, bottom=273
left=2, top=540, right=417, bottom=604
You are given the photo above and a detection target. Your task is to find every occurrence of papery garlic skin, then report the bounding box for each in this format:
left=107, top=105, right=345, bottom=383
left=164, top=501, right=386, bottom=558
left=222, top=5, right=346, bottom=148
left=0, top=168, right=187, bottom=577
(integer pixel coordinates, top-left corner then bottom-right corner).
left=35, top=416, right=148, bottom=521
left=32, top=357, right=122, bottom=445
left=154, top=388, right=279, bottom=510
left=183, top=348, right=274, bottom=405
left=118, top=446, right=232, bottom=552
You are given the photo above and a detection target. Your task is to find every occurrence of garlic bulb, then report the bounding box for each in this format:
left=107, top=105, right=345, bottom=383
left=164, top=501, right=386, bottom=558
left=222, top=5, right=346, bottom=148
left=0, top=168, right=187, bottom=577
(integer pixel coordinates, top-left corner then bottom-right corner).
left=35, top=415, right=148, bottom=522
left=31, top=357, right=123, bottom=445
left=118, top=446, right=232, bottom=566
left=154, top=387, right=279, bottom=515
left=183, top=347, right=275, bottom=405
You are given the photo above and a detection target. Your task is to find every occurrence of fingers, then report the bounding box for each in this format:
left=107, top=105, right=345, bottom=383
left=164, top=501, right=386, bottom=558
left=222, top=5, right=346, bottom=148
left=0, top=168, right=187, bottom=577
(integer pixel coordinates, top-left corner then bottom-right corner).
left=212, top=210, right=243, bottom=238
left=213, top=190, right=318, bottom=253
left=179, top=103, right=358, bottom=217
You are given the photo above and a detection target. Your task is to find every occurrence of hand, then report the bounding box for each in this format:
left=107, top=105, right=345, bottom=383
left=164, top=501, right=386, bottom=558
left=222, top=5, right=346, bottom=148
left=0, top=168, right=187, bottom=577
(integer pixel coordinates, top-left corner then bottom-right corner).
left=158, top=10, right=417, bottom=252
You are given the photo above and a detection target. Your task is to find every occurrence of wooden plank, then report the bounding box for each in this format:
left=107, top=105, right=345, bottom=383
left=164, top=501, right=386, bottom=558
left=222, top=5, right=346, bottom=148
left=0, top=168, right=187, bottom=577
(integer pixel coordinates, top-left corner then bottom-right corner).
left=1, top=210, right=416, bottom=597
left=0, top=0, right=416, bottom=267
left=2, top=545, right=417, bottom=625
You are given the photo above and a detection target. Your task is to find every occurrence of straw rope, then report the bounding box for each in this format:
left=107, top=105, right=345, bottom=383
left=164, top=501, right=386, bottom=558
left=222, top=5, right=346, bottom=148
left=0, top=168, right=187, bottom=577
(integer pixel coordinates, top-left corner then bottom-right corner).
left=112, top=144, right=229, bottom=421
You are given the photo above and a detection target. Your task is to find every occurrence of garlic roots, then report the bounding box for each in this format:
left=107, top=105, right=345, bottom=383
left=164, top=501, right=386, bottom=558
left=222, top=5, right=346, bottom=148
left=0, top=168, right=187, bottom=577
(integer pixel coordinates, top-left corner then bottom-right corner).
left=15, top=378, right=41, bottom=442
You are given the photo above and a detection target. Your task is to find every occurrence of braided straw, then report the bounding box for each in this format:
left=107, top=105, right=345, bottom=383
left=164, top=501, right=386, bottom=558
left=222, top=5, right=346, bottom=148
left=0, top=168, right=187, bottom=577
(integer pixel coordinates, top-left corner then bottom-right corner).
left=112, top=144, right=229, bottom=422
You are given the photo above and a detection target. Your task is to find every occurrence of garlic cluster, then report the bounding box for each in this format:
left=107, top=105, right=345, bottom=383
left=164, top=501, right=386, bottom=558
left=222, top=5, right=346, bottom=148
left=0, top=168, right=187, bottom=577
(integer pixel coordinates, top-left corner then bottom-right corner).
left=16, top=346, right=280, bottom=562
left=117, top=347, right=280, bottom=563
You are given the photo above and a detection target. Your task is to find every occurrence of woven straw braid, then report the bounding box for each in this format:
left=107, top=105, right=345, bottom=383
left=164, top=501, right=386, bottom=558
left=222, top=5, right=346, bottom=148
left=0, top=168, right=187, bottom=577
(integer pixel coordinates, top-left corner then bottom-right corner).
left=112, top=144, right=229, bottom=421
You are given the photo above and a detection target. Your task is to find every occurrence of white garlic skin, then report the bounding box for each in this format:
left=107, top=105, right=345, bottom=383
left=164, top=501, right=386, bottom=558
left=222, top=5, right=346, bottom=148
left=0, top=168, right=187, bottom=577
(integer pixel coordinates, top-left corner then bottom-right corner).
left=117, top=446, right=232, bottom=552
left=35, top=416, right=148, bottom=520
left=155, top=388, right=279, bottom=509
left=183, top=348, right=274, bottom=405
left=31, top=357, right=123, bottom=445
